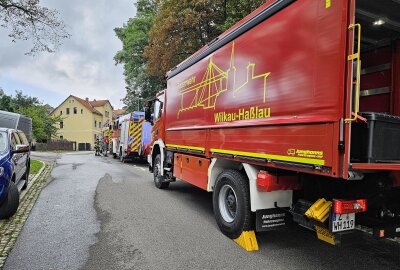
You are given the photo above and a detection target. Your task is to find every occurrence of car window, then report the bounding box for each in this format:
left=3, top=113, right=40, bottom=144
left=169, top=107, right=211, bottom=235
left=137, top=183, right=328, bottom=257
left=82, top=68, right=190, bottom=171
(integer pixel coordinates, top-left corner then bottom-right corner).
left=18, top=132, right=29, bottom=145
left=0, top=132, right=8, bottom=153
left=11, top=132, right=21, bottom=149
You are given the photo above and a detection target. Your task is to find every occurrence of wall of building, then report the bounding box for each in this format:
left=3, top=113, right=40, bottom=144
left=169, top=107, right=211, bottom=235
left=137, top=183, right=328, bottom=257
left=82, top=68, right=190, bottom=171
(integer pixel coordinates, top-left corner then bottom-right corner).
left=93, top=114, right=103, bottom=142
left=93, top=102, right=113, bottom=128
left=51, top=96, right=101, bottom=149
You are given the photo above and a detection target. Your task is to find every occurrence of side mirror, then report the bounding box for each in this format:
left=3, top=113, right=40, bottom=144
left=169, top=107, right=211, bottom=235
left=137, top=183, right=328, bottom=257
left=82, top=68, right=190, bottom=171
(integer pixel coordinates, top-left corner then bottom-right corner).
left=13, top=144, right=30, bottom=154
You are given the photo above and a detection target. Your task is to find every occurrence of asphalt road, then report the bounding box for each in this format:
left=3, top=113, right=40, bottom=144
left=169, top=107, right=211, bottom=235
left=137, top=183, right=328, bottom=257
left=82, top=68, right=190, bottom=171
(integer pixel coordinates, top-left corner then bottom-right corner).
left=4, top=152, right=400, bottom=270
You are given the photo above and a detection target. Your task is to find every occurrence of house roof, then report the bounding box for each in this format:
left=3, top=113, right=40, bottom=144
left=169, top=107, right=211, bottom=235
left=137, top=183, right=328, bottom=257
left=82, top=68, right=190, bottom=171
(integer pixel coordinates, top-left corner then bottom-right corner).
left=113, top=109, right=126, bottom=116
left=72, top=96, right=103, bottom=116
left=50, top=95, right=105, bottom=116
left=89, top=100, right=110, bottom=107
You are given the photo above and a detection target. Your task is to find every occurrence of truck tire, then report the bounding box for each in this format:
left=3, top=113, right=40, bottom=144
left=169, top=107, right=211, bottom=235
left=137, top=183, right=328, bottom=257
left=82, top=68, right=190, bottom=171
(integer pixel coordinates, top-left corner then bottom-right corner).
left=0, top=181, right=20, bottom=220
left=153, top=154, right=169, bottom=189
left=138, top=144, right=142, bottom=158
left=213, top=169, right=253, bottom=239
left=120, top=149, right=124, bottom=163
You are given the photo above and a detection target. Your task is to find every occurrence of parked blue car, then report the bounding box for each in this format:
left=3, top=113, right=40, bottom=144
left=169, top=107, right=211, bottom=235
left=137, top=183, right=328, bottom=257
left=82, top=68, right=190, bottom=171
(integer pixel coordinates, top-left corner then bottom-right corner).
left=0, top=128, right=30, bottom=219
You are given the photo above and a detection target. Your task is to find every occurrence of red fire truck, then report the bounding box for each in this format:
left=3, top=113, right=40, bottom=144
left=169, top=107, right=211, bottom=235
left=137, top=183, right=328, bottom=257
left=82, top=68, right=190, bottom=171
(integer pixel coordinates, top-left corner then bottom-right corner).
left=145, top=0, right=400, bottom=249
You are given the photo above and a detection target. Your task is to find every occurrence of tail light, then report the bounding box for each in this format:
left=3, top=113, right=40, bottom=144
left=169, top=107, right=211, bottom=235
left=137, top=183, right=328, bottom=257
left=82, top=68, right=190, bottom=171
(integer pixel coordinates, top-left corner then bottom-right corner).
left=256, top=171, right=301, bottom=192
left=333, top=199, right=367, bottom=214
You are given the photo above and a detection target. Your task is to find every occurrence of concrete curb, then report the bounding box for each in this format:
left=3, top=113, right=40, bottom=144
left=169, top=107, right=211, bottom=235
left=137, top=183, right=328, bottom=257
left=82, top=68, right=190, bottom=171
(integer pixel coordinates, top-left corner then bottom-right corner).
left=0, top=163, right=53, bottom=269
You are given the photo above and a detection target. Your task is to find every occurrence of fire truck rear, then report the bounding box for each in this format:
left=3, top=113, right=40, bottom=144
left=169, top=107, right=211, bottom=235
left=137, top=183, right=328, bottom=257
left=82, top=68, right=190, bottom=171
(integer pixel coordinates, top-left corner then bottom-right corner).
left=146, top=0, right=400, bottom=250
left=118, top=112, right=152, bottom=161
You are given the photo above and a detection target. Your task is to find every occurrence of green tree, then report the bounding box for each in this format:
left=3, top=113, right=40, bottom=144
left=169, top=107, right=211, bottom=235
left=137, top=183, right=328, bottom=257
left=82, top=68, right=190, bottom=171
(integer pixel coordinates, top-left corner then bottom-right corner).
left=114, top=0, right=164, bottom=111
left=116, top=0, right=265, bottom=107
left=0, top=0, right=70, bottom=55
left=144, top=0, right=218, bottom=78
left=0, top=90, right=61, bottom=142
left=144, top=0, right=266, bottom=79
left=218, top=0, right=266, bottom=32
left=0, top=89, right=14, bottom=112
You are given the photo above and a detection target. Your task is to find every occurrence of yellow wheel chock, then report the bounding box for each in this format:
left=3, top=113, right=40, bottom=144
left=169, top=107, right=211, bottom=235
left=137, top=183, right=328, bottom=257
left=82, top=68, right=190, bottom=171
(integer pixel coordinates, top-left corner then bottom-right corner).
left=315, top=225, right=336, bottom=245
left=305, top=198, right=336, bottom=245
left=305, top=198, right=332, bottom=223
left=234, top=231, right=259, bottom=251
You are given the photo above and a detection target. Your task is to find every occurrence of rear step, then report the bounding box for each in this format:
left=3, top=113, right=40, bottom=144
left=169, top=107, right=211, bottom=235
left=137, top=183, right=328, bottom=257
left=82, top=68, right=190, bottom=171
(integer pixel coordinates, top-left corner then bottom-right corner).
left=290, top=199, right=366, bottom=246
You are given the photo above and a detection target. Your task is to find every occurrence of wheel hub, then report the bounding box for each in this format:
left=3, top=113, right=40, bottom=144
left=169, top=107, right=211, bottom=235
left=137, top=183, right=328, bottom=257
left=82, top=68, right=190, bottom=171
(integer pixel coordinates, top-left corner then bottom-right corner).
left=226, top=194, right=237, bottom=212
left=154, top=162, right=162, bottom=183
left=218, top=184, right=237, bottom=223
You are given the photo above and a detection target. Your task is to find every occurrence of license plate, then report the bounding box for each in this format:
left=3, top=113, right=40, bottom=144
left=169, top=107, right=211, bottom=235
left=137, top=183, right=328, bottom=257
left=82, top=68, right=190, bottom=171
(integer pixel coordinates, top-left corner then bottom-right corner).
left=331, top=213, right=355, bottom=232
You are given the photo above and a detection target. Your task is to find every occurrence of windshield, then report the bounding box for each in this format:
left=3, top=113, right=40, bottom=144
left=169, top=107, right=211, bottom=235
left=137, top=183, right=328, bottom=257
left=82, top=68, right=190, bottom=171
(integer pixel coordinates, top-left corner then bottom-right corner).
left=0, top=132, right=8, bottom=154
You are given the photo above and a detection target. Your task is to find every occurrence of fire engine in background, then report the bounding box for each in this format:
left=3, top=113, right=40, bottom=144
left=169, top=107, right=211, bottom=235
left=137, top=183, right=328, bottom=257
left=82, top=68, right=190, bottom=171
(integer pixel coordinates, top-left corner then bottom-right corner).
left=146, top=0, right=400, bottom=250
left=118, top=112, right=152, bottom=162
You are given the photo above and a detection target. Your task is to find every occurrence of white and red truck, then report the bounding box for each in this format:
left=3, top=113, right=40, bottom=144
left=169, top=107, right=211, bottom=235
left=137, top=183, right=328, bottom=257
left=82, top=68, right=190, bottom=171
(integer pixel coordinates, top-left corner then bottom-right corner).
left=117, top=112, right=152, bottom=161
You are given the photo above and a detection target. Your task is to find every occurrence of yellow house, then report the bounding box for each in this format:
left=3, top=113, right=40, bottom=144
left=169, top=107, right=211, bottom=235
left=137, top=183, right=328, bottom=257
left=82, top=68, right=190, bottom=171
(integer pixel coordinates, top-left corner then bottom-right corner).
left=50, top=95, right=114, bottom=150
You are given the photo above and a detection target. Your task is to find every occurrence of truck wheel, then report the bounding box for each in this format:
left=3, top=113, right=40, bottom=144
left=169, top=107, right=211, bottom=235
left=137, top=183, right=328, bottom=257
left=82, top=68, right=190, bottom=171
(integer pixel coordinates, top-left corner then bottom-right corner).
left=213, top=169, right=253, bottom=239
left=0, top=181, right=20, bottom=219
left=138, top=144, right=142, bottom=157
left=120, top=149, right=124, bottom=163
left=153, top=154, right=169, bottom=189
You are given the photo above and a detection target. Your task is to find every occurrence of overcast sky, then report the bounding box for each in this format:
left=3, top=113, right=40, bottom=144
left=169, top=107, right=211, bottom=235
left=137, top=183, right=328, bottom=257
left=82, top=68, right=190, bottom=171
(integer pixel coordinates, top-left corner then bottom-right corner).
left=0, top=0, right=136, bottom=109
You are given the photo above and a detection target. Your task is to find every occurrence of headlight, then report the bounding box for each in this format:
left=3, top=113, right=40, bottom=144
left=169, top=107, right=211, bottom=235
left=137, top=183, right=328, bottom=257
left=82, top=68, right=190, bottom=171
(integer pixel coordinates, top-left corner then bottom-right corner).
left=0, top=167, right=3, bottom=177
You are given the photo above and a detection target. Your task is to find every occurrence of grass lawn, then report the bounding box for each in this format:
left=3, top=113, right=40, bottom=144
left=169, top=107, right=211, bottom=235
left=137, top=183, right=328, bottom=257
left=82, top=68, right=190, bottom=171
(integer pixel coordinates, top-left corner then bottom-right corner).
left=30, top=160, right=43, bottom=174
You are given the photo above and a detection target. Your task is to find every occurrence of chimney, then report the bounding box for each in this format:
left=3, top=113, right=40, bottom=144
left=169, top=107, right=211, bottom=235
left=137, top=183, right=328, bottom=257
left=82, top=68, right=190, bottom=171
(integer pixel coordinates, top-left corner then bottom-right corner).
left=94, top=99, right=96, bottom=101
left=85, top=97, right=89, bottom=102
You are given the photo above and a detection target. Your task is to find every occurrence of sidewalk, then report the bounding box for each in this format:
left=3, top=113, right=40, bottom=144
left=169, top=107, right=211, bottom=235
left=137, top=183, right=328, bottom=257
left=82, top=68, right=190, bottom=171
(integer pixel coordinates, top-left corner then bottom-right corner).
left=0, top=164, right=53, bottom=269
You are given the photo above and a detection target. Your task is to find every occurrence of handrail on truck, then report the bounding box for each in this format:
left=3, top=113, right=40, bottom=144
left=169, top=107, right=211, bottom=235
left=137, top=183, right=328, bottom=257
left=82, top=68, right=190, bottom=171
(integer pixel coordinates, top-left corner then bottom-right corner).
left=345, top=23, right=362, bottom=123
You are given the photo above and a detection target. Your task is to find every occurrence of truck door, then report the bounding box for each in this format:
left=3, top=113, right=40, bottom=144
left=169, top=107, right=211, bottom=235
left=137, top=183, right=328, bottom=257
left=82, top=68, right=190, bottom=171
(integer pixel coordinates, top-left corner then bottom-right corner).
left=345, top=0, right=400, bottom=170
left=152, top=92, right=165, bottom=142
left=122, top=118, right=128, bottom=154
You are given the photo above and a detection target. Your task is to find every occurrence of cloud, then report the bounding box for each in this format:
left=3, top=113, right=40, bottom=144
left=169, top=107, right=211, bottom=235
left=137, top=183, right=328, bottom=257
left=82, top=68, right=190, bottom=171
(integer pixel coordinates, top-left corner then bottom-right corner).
left=0, top=0, right=136, bottom=109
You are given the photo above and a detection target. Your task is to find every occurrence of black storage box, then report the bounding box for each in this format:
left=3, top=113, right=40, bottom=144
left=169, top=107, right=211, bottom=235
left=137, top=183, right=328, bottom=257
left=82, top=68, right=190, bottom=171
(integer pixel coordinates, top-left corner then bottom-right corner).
left=351, top=112, right=400, bottom=163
